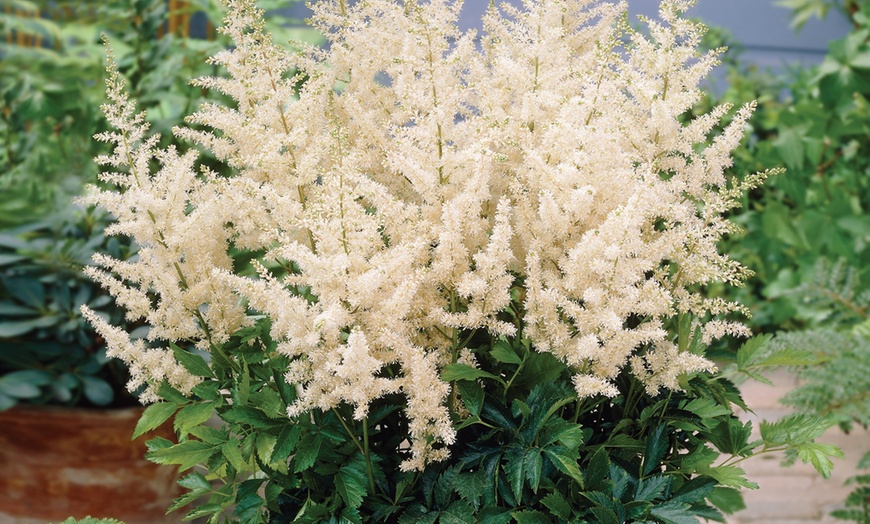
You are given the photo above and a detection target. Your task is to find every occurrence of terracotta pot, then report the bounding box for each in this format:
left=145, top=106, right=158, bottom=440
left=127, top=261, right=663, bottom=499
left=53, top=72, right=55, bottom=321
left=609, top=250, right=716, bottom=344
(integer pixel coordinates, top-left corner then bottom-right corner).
left=0, top=405, right=181, bottom=524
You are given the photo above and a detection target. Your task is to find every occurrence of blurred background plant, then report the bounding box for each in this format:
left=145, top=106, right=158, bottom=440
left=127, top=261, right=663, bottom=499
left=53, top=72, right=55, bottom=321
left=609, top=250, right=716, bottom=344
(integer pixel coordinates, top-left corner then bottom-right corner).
left=0, top=0, right=314, bottom=412
left=0, top=0, right=316, bottom=226
left=694, top=0, right=870, bottom=521
left=0, top=206, right=137, bottom=409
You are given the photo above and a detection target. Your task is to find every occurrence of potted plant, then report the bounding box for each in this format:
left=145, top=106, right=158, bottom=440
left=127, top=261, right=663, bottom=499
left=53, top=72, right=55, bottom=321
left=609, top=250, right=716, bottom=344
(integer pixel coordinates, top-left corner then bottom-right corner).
left=81, top=0, right=842, bottom=522
left=0, top=206, right=186, bottom=524
left=0, top=1, right=230, bottom=522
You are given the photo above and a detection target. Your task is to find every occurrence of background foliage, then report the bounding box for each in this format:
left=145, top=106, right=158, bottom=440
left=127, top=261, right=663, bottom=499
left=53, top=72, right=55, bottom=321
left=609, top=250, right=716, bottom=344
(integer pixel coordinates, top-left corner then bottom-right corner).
left=698, top=0, right=870, bottom=521
left=0, top=0, right=230, bottom=409
left=0, top=0, right=316, bottom=228
left=0, top=0, right=311, bottom=409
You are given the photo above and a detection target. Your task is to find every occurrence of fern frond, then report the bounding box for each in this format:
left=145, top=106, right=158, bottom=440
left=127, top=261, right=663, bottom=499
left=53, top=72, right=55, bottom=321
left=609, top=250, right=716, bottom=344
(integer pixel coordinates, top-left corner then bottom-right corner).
left=792, top=258, right=870, bottom=326
left=774, top=330, right=870, bottom=431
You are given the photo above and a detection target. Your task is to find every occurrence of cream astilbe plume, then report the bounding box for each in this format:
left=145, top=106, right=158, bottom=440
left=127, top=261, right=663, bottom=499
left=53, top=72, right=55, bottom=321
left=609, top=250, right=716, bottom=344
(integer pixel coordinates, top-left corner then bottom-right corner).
left=84, top=0, right=767, bottom=470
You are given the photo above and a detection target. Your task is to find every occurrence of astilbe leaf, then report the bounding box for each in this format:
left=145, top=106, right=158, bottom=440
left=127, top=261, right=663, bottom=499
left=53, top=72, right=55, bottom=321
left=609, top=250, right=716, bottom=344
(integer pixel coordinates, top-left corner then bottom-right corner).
left=335, top=453, right=370, bottom=509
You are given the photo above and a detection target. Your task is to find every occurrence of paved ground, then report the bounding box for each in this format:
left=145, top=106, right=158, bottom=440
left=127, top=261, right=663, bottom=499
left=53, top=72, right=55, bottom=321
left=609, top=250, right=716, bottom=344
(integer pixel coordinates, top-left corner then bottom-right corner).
left=727, top=370, right=869, bottom=524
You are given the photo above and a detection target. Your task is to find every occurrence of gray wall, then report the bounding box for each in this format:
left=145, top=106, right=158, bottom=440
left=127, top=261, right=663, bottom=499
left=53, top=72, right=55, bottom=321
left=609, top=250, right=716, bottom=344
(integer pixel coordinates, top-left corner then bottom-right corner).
left=650, top=1, right=850, bottom=69
left=276, top=0, right=853, bottom=68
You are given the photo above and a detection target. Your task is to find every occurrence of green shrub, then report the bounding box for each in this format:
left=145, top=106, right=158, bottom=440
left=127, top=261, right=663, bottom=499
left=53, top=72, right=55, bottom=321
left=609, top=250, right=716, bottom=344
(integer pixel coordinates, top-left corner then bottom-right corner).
left=703, top=2, right=870, bottom=521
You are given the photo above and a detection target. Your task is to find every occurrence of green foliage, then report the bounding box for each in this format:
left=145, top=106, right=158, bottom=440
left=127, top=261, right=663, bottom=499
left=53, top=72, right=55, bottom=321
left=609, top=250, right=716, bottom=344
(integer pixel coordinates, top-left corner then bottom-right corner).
left=831, top=451, right=870, bottom=523
left=0, top=0, right=321, bottom=228
left=771, top=324, right=870, bottom=521
left=0, top=0, right=316, bottom=409
left=776, top=0, right=863, bottom=29
left=147, top=317, right=840, bottom=523
left=58, top=517, right=125, bottom=524
left=697, top=2, right=870, bottom=519
left=697, top=4, right=870, bottom=520
left=0, top=207, right=137, bottom=410
left=776, top=330, right=870, bottom=432
left=692, top=0, right=870, bottom=333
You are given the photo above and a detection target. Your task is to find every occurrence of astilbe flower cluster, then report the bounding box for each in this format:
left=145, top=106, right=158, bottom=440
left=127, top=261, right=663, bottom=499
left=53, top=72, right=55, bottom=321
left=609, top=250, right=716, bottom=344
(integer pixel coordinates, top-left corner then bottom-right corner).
left=81, top=0, right=768, bottom=471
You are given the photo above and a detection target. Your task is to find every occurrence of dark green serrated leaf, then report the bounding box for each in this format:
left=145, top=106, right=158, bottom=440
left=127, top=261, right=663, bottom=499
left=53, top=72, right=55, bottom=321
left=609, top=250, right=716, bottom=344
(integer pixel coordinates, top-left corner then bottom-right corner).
left=635, top=474, right=671, bottom=502
left=222, top=406, right=283, bottom=429
left=643, top=424, right=669, bottom=476
left=490, top=340, right=522, bottom=364
left=441, top=363, right=500, bottom=382
left=476, top=506, right=514, bottom=524
left=672, top=476, right=716, bottom=505
left=680, top=398, right=732, bottom=422
left=585, top=446, right=611, bottom=492
left=168, top=489, right=208, bottom=514
left=272, top=424, right=301, bottom=463
left=540, top=491, right=572, bottom=520
left=441, top=500, right=476, bottom=524
left=178, top=471, right=212, bottom=492
left=434, top=465, right=460, bottom=509
left=234, top=478, right=266, bottom=522
left=223, top=438, right=247, bottom=473
left=293, top=432, right=322, bottom=472
left=171, top=342, right=213, bottom=378
left=511, top=509, right=552, bottom=524
left=189, top=424, right=227, bottom=445
left=146, top=436, right=174, bottom=452
left=705, top=418, right=754, bottom=457
left=707, top=486, right=745, bottom=515
left=453, top=470, right=487, bottom=509
left=543, top=447, right=584, bottom=487
left=457, top=380, right=484, bottom=417
left=649, top=500, right=698, bottom=524
left=184, top=502, right=224, bottom=521
left=341, top=505, right=364, bottom=524
left=735, top=334, right=774, bottom=371
left=157, top=381, right=191, bottom=404
left=590, top=506, right=621, bottom=524
left=255, top=433, right=277, bottom=464
left=540, top=418, right=585, bottom=449
left=504, top=447, right=525, bottom=503
left=398, top=507, right=439, bottom=524
left=336, top=454, right=369, bottom=509
left=524, top=448, right=543, bottom=494
left=514, top=351, right=565, bottom=389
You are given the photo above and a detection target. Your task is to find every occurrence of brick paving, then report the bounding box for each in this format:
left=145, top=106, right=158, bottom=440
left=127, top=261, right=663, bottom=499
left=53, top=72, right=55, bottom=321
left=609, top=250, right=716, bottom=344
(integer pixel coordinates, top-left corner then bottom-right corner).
left=726, top=370, right=870, bottom=523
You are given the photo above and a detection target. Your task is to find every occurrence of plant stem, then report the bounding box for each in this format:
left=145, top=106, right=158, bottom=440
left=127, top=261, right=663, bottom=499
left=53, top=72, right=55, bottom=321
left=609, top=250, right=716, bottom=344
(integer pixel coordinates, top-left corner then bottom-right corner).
left=363, top=417, right=376, bottom=493
left=718, top=445, right=789, bottom=467
left=332, top=408, right=365, bottom=456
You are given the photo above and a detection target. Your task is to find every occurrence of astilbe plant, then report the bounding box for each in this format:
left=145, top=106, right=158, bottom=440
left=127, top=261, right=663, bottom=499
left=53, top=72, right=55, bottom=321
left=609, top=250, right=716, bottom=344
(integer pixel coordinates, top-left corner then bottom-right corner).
left=79, top=0, right=838, bottom=522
